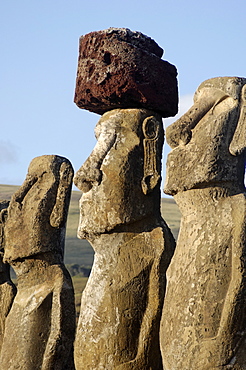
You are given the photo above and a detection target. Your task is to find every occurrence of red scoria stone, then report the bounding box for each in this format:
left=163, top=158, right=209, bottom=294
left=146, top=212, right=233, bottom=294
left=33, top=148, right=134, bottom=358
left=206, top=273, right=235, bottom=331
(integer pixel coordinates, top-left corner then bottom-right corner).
left=74, top=28, right=178, bottom=117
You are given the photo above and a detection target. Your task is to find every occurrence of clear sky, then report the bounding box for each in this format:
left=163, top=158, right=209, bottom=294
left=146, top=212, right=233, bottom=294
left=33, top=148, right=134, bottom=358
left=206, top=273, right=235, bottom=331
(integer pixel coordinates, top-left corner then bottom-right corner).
left=1, top=0, right=245, bottom=192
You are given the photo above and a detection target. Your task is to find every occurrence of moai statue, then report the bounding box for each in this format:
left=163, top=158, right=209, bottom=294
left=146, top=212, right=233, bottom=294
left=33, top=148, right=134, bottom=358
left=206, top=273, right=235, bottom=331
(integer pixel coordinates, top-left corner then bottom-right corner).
left=73, top=28, right=178, bottom=369
left=0, top=155, right=76, bottom=370
left=160, top=77, right=246, bottom=370
left=0, top=200, right=16, bottom=353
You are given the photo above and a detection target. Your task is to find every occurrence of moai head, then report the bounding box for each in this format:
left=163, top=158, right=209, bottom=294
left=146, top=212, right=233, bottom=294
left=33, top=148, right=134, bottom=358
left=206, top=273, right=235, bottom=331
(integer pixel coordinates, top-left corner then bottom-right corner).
left=3, top=155, right=74, bottom=263
left=74, top=108, right=164, bottom=238
left=164, top=76, right=246, bottom=195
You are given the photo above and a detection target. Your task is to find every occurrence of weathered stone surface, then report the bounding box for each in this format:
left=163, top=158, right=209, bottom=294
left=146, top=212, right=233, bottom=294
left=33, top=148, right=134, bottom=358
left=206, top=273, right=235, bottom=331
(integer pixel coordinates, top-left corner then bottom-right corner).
left=165, top=76, right=246, bottom=194
left=74, top=28, right=178, bottom=117
left=4, top=155, right=74, bottom=261
left=74, top=109, right=175, bottom=369
left=160, top=77, right=246, bottom=369
left=0, top=200, right=16, bottom=353
left=0, top=155, right=76, bottom=370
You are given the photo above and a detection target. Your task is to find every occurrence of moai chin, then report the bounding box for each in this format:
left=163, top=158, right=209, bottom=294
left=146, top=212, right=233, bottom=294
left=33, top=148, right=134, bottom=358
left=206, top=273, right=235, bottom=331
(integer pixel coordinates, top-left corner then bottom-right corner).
left=0, top=155, right=76, bottom=370
left=0, top=200, right=16, bottom=354
left=160, top=77, right=246, bottom=370
left=73, top=28, right=178, bottom=370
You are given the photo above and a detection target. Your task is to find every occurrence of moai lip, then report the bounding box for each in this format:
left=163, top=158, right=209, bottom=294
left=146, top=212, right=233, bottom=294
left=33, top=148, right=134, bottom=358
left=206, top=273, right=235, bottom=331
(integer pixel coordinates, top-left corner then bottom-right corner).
left=74, top=27, right=178, bottom=117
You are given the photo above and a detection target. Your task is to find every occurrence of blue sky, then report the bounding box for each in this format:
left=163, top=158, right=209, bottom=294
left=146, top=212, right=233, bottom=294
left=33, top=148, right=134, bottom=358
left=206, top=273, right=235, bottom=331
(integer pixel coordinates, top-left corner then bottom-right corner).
left=0, top=1, right=245, bottom=192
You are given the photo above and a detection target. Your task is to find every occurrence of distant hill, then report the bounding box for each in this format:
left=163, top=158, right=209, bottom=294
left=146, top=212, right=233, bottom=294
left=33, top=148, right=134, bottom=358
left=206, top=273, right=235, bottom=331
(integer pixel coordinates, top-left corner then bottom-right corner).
left=0, top=184, right=181, bottom=268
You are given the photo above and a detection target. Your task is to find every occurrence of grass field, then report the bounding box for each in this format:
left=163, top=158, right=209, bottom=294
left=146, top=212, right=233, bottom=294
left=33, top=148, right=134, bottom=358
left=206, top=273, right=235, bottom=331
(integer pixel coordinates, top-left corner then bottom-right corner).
left=0, top=184, right=181, bottom=316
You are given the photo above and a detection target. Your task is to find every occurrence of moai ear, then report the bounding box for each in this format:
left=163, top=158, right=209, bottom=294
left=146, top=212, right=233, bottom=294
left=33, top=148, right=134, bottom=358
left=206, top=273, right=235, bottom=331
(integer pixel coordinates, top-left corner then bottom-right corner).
left=141, top=116, right=161, bottom=195
left=229, top=84, right=246, bottom=156
left=50, top=161, right=74, bottom=228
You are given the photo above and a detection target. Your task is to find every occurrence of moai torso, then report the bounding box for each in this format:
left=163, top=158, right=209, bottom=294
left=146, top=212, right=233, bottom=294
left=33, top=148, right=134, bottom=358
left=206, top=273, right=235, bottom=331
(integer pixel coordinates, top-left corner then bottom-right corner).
left=73, top=28, right=178, bottom=370
left=160, top=77, right=246, bottom=370
left=0, top=155, right=76, bottom=370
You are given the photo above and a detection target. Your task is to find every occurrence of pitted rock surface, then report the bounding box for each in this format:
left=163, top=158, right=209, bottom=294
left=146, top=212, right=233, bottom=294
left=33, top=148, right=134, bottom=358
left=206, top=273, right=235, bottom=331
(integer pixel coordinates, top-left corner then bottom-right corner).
left=74, top=28, right=178, bottom=117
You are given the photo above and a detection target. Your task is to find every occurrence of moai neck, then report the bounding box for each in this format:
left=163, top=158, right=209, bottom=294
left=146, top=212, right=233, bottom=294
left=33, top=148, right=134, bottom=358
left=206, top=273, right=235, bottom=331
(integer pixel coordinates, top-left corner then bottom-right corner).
left=11, top=253, right=63, bottom=283
left=86, top=216, right=165, bottom=252
left=174, top=184, right=245, bottom=217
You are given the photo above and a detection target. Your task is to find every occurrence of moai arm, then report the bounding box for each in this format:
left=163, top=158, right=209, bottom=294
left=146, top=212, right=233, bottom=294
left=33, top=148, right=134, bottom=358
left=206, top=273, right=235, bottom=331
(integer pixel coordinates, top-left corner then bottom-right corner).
left=166, top=89, right=228, bottom=148
left=41, top=274, right=76, bottom=370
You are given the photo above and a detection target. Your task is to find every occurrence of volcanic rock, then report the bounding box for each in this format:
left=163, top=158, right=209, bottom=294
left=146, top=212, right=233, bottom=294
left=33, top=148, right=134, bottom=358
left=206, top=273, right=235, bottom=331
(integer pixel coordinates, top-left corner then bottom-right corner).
left=74, top=28, right=178, bottom=117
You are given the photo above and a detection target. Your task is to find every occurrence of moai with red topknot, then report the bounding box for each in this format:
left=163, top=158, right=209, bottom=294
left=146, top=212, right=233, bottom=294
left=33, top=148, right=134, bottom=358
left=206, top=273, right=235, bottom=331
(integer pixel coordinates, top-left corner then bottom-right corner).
left=73, top=28, right=178, bottom=370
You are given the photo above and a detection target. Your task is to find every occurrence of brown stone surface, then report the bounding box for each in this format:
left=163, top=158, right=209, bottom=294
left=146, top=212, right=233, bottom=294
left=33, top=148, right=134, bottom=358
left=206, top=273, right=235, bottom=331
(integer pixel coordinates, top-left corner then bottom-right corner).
left=165, top=76, right=246, bottom=195
left=4, top=155, right=74, bottom=261
left=160, top=77, right=246, bottom=369
left=0, top=155, right=76, bottom=370
left=0, top=200, right=16, bottom=353
left=74, top=28, right=178, bottom=117
left=74, top=109, right=175, bottom=369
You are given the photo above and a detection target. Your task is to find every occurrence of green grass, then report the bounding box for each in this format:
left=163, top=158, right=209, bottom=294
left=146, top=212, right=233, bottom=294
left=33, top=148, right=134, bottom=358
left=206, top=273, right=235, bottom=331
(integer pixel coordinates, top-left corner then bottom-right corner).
left=0, top=184, right=20, bottom=200
left=64, top=190, right=94, bottom=266
left=161, top=197, right=181, bottom=240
